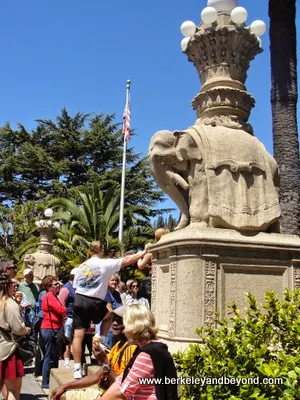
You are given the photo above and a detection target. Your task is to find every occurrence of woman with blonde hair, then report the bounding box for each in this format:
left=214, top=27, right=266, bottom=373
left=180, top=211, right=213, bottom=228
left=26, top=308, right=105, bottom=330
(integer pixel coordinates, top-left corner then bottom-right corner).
left=0, top=272, right=30, bottom=400
left=100, top=304, right=178, bottom=400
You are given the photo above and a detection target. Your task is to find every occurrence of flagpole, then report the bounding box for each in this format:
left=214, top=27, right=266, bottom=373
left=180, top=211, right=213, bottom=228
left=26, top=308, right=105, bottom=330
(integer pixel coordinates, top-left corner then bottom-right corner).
left=119, top=79, right=131, bottom=243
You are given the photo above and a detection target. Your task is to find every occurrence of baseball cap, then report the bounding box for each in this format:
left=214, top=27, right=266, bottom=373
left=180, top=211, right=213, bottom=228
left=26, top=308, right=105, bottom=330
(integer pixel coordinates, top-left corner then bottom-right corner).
left=23, top=268, right=33, bottom=277
left=111, top=305, right=128, bottom=318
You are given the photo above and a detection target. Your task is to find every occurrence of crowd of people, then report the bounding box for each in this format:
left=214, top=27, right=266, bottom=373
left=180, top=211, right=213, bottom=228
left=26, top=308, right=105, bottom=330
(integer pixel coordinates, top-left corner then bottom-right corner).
left=0, top=228, right=176, bottom=400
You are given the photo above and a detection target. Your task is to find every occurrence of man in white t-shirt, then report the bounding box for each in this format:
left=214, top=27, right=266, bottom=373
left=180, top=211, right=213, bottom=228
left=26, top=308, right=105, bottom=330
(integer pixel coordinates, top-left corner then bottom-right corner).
left=72, top=240, right=147, bottom=379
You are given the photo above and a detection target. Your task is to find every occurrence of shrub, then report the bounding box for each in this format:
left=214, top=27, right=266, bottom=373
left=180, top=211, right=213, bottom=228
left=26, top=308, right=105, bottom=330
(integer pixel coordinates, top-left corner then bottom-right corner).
left=174, top=290, right=300, bottom=399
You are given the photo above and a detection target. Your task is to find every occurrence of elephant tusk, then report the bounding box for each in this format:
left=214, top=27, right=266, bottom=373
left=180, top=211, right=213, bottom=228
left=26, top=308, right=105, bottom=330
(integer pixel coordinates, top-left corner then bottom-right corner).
left=166, top=170, right=189, bottom=190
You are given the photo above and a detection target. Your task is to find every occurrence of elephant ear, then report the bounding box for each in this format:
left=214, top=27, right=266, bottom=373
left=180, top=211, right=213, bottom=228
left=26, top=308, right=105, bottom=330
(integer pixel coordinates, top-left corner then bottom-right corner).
left=173, top=130, right=199, bottom=161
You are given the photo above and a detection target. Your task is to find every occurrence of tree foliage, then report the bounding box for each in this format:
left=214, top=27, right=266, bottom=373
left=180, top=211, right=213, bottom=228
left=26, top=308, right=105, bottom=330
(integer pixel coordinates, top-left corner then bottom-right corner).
left=0, top=201, right=45, bottom=265
left=0, top=108, right=167, bottom=264
left=0, top=108, right=164, bottom=213
left=153, top=214, right=177, bottom=232
left=174, top=290, right=300, bottom=399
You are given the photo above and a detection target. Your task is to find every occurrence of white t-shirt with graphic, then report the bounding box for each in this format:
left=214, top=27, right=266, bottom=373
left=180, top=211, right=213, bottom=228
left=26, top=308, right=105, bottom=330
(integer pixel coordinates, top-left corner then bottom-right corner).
left=73, top=256, right=122, bottom=300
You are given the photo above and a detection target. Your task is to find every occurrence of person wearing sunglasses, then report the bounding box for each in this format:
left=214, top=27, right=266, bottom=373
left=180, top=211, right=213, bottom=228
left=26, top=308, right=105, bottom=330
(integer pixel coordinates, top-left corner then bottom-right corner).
left=51, top=306, right=137, bottom=400
left=0, top=259, right=17, bottom=279
left=125, top=281, right=150, bottom=308
left=40, top=276, right=67, bottom=389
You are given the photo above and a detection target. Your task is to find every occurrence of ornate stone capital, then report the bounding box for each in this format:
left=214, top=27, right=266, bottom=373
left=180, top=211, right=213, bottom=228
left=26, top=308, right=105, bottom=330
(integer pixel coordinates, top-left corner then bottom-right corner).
left=186, top=26, right=262, bottom=86
left=192, top=87, right=255, bottom=122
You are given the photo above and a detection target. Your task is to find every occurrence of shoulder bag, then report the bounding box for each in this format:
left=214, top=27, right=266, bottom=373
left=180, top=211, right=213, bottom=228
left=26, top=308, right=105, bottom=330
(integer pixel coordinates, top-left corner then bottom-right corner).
left=0, top=325, right=36, bottom=366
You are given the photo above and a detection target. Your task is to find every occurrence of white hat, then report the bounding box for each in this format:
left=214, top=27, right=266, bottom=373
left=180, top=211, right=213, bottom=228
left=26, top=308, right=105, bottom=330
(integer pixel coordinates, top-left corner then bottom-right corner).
left=111, top=305, right=128, bottom=318
left=23, top=268, right=33, bottom=276
left=70, top=268, right=78, bottom=275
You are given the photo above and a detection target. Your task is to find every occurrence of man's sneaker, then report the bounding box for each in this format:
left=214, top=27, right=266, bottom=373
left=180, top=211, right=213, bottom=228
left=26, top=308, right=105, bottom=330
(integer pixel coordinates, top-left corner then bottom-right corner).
left=73, top=368, right=82, bottom=379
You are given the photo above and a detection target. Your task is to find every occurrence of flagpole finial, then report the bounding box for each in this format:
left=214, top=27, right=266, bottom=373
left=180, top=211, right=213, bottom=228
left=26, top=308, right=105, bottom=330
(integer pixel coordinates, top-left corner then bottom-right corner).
left=126, top=79, right=131, bottom=88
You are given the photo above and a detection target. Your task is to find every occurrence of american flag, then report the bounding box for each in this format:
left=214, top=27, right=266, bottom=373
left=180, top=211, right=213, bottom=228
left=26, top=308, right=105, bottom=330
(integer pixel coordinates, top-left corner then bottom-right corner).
left=122, top=92, right=131, bottom=141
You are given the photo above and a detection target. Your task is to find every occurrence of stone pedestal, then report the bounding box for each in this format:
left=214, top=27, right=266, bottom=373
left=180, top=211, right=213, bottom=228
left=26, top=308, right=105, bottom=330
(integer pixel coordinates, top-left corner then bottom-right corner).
left=150, top=225, right=300, bottom=353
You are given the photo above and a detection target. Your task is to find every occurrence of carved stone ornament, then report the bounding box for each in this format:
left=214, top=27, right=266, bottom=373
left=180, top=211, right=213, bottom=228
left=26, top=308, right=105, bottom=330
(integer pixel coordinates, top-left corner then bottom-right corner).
left=149, top=6, right=281, bottom=233
left=204, top=259, right=217, bottom=323
left=192, top=88, right=255, bottom=124
left=187, top=25, right=262, bottom=86
left=294, top=266, right=300, bottom=290
left=24, top=218, right=60, bottom=284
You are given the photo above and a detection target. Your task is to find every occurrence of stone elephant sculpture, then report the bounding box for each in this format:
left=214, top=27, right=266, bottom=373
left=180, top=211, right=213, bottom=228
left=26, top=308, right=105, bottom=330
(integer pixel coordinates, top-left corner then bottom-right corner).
left=149, top=121, right=281, bottom=232
left=148, top=130, right=191, bottom=230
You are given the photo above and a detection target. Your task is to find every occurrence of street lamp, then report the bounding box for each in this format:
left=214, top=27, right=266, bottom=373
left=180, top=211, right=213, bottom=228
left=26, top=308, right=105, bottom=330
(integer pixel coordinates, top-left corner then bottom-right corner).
left=179, top=1, right=266, bottom=51
left=35, top=208, right=60, bottom=246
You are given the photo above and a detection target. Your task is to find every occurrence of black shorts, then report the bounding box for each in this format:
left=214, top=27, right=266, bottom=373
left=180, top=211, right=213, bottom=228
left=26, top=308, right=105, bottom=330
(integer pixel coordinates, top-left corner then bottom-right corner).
left=72, top=293, right=108, bottom=330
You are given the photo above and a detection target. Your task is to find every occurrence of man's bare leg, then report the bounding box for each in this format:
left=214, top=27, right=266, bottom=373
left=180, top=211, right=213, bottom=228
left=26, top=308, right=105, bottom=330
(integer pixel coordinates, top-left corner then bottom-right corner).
left=72, top=328, right=85, bottom=378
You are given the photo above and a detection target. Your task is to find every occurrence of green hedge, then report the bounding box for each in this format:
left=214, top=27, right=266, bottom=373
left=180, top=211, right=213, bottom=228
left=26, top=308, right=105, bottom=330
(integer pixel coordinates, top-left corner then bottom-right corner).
left=174, top=290, right=300, bottom=399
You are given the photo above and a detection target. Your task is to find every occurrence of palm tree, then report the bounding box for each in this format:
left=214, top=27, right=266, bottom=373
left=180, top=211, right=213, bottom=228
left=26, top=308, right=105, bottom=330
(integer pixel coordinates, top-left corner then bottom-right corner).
left=269, top=0, right=300, bottom=234
left=49, top=185, right=152, bottom=259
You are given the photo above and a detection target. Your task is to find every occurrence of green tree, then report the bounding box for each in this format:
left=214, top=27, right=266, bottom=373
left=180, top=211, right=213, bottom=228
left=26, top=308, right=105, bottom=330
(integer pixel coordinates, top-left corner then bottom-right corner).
left=155, top=215, right=165, bottom=229
left=269, top=0, right=300, bottom=234
left=167, top=215, right=177, bottom=232
left=0, top=201, right=45, bottom=267
left=0, top=108, right=164, bottom=214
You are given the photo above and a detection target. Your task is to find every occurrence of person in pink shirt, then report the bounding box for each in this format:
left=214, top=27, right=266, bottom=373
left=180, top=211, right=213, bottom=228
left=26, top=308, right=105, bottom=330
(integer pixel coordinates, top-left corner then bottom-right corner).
left=41, top=276, right=67, bottom=389
left=99, top=304, right=178, bottom=400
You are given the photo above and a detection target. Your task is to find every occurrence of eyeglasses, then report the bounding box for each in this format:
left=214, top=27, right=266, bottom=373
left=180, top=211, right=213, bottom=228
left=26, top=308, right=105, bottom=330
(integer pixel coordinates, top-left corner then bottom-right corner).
left=131, top=285, right=138, bottom=288
left=52, top=283, right=60, bottom=287
left=6, top=267, right=17, bottom=271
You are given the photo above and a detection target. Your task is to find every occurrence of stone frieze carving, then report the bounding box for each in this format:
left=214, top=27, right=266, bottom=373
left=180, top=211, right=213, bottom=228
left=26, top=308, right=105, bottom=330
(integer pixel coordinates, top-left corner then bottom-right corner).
left=169, top=259, right=177, bottom=337
left=294, top=266, right=300, bottom=289
left=151, top=261, right=157, bottom=314
left=204, top=259, right=217, bottom=324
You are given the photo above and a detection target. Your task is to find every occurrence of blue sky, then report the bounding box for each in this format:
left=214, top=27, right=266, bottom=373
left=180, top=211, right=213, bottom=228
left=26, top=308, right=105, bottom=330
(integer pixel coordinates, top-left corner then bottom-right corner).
left=0, top=1, right=299, bottom=217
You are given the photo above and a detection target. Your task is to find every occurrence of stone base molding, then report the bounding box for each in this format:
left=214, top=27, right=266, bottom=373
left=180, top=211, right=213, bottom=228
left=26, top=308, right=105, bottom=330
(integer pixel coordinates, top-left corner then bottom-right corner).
left=150, top=225, right=300, bottom=353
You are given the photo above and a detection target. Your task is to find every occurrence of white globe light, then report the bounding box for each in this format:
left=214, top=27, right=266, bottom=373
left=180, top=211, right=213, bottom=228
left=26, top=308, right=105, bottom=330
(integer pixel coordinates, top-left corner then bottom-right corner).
left=201, top=7, right=218, bottom=24
left=231, top=6, right=248, bottom=24
left=35, top=221, right=41, bottom=227
left=250, top=20, right=266, bottom=37
left=181, top=37, right=191, bottom=51
left=47, top=220, right=52, bottom=226
left=207, top=0, right=237, bottom=13
left=53, top=221, right=60, bottom=229
left=180, top=21, right=196, bottom=37
left=44, top=208, right=53, bottom=218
